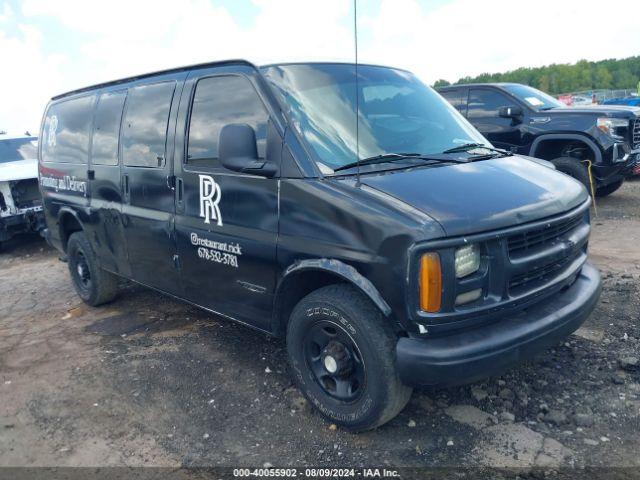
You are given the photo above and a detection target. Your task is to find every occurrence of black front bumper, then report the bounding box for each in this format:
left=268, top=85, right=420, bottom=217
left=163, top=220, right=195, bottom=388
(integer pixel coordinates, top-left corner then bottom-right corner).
left=595, top=146, right=639, bottom=186
left=396, top=261, right=602, bottom=387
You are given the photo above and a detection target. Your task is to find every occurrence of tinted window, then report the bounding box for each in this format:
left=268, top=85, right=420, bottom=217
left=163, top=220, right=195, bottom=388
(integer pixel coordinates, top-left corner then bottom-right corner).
left=187, top=75, right=268, bottom=169
left=467, top=89, right=512, bottom=118
left=91, top=91, right=126, bottom=166
left=122, top=82, right=175, bottom=168
left=502, top=84, right=565, bottom=111
left=0, top=138, right=38, bottom=163
left=41, top=96, right=94, bottom=164
left=440, top=89, right=466, bottom=111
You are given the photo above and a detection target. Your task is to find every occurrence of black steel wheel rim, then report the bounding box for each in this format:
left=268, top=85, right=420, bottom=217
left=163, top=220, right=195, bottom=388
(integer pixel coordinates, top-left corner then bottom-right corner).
left=303, top=321, right=366, bottom=403
left=74, top=249, right=91, bottom=291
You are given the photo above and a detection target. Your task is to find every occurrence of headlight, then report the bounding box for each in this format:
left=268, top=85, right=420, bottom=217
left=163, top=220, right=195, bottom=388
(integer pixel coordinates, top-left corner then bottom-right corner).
left=455, top=244, right=480, bottom=278
left=596, top=117, right=627, bottom=140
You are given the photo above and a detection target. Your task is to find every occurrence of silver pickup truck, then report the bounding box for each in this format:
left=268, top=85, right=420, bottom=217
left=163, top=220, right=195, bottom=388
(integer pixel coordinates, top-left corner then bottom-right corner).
left=0, top=135, right=45, bottom=249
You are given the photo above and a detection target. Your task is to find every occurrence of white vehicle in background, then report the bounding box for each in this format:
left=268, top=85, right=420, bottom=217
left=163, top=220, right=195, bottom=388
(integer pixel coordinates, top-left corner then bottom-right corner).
left=0, top=135, right=45, bottom=249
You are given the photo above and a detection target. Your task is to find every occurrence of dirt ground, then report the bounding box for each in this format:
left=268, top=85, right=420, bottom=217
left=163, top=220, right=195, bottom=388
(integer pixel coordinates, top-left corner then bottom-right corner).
left=1, top=180, right=639, bottom=473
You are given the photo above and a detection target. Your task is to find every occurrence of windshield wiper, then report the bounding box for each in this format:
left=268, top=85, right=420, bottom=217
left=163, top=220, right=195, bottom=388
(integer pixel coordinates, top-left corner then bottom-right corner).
left=333, top=153, right=463, bottom=172
left=441, top=143, right=513, bottom=157
left=441, top=143, right=486, bottom=154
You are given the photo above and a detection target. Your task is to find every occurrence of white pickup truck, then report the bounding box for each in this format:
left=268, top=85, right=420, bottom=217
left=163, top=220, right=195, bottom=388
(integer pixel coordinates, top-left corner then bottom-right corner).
left=0, top=135, right=45, bottom=249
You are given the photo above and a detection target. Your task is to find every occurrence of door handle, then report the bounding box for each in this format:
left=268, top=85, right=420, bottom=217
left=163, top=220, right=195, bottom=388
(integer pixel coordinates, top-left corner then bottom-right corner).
left=176, top=177, right=184, bottom=203
left=123, top=174, right=130, bottom=200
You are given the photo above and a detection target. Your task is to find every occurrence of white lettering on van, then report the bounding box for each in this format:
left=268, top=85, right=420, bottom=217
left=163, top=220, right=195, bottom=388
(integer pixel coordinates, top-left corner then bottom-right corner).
left=190, top=232, right=241, bottom=268
left=47, top=115, right=58, bottom=147
left=40, top=175, right=87, bottom=196
left=199, top=174, right=222, bottom=226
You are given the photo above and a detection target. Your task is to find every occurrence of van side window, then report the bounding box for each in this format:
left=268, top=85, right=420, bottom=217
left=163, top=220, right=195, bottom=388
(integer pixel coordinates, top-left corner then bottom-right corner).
left=467, top=89, right=511, bottom=118
left=187, top=75, right=268, bottom=169
left=41, top=95, right=94, bottom=164
left=121, top=82, right=176, bottom=168
left=91, top=91, right=126, bottom=166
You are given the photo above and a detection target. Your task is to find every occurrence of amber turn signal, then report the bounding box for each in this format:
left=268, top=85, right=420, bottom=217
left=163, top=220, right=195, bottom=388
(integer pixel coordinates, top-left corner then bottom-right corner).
left=419, top=253, right=442, bottom=312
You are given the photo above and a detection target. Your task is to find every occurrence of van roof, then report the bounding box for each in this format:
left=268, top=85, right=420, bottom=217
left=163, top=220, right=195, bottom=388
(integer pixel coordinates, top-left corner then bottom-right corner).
left=52, top=60, right=411, bottom=101
left=52, top=59, right=256, bottom=101
left=260, top=61, right=411, bottom=73
left=437, top=83, right=523, bottom=91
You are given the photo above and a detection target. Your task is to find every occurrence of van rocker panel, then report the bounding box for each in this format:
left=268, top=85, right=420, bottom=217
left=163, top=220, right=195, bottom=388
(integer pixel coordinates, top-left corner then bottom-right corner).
left=396, top=261, right=601, bottom=387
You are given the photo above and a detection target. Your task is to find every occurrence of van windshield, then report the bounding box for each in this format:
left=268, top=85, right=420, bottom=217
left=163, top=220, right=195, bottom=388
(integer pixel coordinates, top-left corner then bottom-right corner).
left=0, top=137, right=38, bottom=163
left=261, top=63, right=488, bottom=171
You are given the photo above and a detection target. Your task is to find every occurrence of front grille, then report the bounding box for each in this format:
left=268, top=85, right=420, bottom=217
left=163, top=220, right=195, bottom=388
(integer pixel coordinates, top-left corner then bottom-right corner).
left=633, top=118, right=640, bottom=149
left=509, top=251, right=578, bottom=293
left=506, top=208, right=587, bottom=296
left=507, top=213, right=583, bottom=255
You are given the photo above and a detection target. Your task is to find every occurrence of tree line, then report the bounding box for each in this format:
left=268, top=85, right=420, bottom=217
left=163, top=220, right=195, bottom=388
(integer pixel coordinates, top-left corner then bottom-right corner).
left=433, top=56, right=640, bottom=95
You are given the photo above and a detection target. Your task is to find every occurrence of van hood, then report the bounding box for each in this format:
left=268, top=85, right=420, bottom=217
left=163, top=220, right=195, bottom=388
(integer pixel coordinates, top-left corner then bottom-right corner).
left=0, top=159, right=38, bottom=182
left=360, top=156, right=588, bottom=237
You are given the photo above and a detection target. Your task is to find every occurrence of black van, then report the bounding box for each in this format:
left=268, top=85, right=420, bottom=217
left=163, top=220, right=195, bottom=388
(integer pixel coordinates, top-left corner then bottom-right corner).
left=39, top=60, right=602, bottom=431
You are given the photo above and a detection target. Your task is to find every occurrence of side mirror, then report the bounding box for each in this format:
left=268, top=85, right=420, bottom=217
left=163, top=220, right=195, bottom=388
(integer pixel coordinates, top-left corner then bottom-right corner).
left=219, top=123, right=277, bottom=177
left=499, top=106, right=523, bottom=118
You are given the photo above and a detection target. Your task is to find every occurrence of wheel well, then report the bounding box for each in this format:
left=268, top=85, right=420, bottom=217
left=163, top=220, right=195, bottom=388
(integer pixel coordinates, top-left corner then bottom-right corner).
left=59, top=213, right=82, bottom=252
left=532, top=139, right=594, bottom=162
left=273, top=270, right=347, bottom=337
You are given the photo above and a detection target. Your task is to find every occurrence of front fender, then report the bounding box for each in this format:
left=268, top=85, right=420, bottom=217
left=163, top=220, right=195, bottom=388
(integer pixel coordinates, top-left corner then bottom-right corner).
left=530, top=133, right=603, bottom=164
left=278, top=258, right=392, bottom=317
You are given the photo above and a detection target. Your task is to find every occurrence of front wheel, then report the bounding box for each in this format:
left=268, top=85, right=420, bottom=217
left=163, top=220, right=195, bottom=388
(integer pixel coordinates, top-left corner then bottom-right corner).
left=286, top=284, right=412, bottom=431
left=595, top=179, right=623, bottom=197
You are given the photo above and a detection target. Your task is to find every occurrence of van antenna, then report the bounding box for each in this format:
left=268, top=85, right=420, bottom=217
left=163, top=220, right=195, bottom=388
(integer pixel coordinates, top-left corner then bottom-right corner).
left=354, top=0, right=361, bottom=185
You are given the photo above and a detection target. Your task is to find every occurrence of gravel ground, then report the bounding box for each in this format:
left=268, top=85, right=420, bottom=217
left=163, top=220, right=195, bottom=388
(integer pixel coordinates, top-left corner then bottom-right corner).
left=0, top=180, right=639, bottom=473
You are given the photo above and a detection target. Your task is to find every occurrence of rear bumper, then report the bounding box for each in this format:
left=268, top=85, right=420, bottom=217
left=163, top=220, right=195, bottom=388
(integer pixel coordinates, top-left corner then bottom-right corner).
left=396, top=261, right=602, bottom=387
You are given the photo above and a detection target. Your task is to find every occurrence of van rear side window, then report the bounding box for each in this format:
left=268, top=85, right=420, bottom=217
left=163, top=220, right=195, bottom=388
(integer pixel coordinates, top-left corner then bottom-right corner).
left=41, top=95, right=94, bottom=164
left=187, top=75, right=268, bottom=169
left=91, top=91, right=126, bottom=166
left=121, top=82, right=176, bottom=168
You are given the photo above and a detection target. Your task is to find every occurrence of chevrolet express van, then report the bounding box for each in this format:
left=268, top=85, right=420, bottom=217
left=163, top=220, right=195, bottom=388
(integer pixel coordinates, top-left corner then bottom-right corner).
left=39, top=61, right=602, bottom=431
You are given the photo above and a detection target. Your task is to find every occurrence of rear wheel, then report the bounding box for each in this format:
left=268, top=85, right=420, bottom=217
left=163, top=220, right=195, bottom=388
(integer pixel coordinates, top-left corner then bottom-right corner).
left=67, top=231, right=119, bottom=306
left=551, top=157, right=591, bottom=192
left=595, top=179, right=623, bottom=197
left=286, top=284, right=412, bottom=431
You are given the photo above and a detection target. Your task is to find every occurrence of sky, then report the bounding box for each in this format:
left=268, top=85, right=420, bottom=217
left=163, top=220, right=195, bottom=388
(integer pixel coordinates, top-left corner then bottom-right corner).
left=1, top=0, right=639, bottom=133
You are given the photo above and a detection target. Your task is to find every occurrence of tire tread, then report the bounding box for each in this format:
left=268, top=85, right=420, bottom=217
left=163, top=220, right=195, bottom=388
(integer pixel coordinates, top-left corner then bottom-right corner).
left=287, top=284, right=412, bottom=431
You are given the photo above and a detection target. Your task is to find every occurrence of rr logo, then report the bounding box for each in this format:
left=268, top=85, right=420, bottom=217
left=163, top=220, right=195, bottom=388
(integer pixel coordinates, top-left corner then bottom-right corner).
left=199, top=174, right=223, bottom=226
left=47, top=115, right=58, bottom=148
